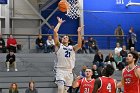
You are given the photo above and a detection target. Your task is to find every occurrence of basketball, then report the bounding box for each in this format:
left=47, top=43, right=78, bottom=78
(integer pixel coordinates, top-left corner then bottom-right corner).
left=58, top=0, right=68, bottom=12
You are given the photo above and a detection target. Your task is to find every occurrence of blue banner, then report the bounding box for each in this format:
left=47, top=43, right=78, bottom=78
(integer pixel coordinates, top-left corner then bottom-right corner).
left=0, top=0, right=7, bottom=4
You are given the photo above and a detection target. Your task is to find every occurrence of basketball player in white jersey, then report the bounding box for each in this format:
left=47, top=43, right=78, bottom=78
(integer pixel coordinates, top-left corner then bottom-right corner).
left=54, top=17, right=83, bottom=93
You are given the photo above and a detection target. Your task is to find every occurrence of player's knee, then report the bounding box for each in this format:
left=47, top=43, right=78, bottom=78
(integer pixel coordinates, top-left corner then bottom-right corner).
left=57, top=80, right=65, bottom=91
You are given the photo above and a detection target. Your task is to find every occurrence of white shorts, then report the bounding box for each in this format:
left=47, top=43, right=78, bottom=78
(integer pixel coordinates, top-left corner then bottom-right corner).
left=55, top=69, right=73, bottom=86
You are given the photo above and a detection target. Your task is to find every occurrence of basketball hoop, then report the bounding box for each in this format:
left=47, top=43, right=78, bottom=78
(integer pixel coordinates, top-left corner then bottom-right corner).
left=65, top=0, right=81, bottom=19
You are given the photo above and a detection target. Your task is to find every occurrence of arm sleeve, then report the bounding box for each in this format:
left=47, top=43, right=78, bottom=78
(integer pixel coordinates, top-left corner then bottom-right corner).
left=14, top=39, right=17, bottom=45
left=13, top=55, right=15, bottom=62
left=7, top=39, right=9, bottom=47
left=2, top=39, right=5, bottom=46
left=46, top=40, right=51, bottom=46
left=92, top=78, right=101, bottom=93
left=6, top=54, right=9, bottom=62
left=120, top=56, right=122, bottom=62
left=105, top=56, right=108, bottom=62
left=93, top=55, right=97, bottom=63
left=36, top=39, right=39, bottom=45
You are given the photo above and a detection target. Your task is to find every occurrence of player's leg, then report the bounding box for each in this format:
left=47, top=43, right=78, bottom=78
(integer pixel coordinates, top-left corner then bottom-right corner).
left=64, top=72, right=74, bottom=93
left=55, top=70, right=66, bottom=93
left=57, top=80, right=65, bottom=93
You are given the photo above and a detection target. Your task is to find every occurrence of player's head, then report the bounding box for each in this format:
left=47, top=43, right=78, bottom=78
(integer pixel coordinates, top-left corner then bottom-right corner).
left=126, top=51, right=139, bottom=65
left=102, top=64, right=115, bottom=77
left=62, top=35, right=69, bottom=44
left=85, top=68, right=93, bottom=78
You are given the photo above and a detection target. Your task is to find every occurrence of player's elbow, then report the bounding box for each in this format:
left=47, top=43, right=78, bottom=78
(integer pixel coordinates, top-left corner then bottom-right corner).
left=72, top=85, right=77, bottom=88
left=53, top=29, right=58, bottom=33
left=77, top=43, right=82, bottom=48
left=117, top=82, right=123, bottom=88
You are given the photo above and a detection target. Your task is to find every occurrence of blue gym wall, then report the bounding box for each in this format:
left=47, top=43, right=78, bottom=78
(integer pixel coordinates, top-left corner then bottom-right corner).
left=84, top=0, right=140, bottom=51
left=41, top=0, right=140, bottom=51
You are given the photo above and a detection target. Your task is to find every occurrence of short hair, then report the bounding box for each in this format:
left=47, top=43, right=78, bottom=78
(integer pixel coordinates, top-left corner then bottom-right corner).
left=128, top=51, right=139, bottom=64
left=102, top=64, right=115, bottom=77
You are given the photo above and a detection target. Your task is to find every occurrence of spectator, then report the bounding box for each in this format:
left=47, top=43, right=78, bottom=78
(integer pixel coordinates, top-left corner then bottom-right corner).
left=104, top=52, right=117, bottom=70
left=120, top=45, right=127, bottom=58
left=79, top=65, right=87, bottom=78
left=91, top=64, right=102, bottom=79
left=0, top=33, right=6, bottom=53
left=114, top=24, right=124, bottom=46
left=127, top=26, right=137, bottom=49
left=88, top=37, right=98, bottom=53
left=130, top=47, right=136, bottom=52
left=46, top=35, right=55, bottom=53
left=35, top=34, right=45, bottom=52
left=9, top=83, right=19, bottom=93
left=6, top=50, right=18, bottom=72
left=81, top=38, right=88, bottom=53
left=93, top=51, right=104, bottom=68
left=120, top=45, right=128, bottom=66
left=7, top=34, right=17, bottom=53
left=25, top=81, right=38, bottom=93
left=114, top=52, right=124, bottom=70
left=114, top=43, right=122, bottom=54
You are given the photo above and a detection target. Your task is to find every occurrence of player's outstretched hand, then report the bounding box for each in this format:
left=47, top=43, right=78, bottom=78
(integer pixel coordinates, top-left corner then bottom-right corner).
left=77, top=25, right=84, bottom=33
left=75, top=76, right=82, bottom=80
left=57, top=17, right=65, bottom=24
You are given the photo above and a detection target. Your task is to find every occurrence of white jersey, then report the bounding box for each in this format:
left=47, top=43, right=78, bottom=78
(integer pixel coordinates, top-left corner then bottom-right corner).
left=55, top=43, right=75, bottom=70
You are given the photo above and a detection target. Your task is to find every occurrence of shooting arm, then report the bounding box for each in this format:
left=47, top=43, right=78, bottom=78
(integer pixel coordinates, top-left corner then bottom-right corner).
left=73, top=26, right=83, bottom=52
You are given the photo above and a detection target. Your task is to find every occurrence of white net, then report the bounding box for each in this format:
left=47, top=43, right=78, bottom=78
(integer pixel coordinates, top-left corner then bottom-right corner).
left=66, top=0, right=81, bottom=19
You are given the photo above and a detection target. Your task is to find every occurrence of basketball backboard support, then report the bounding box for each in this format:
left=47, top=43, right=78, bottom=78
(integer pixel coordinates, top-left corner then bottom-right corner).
left=126, top=0, right=140, bottom=7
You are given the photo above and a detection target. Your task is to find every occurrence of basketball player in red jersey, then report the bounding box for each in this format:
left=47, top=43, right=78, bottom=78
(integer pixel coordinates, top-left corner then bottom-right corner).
left=72, top=68, right=95, bottom=93
left=117, top=51, right=140, bottom=93
left=92, top=64, right=116, bottom=93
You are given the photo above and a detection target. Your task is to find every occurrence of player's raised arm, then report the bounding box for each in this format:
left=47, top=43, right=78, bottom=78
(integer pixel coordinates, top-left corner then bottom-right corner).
left=53, top=17, right=65, bottom=47
left=92, top=78, right=101, bottom=93
left=73, top=26, right=84, bottom=52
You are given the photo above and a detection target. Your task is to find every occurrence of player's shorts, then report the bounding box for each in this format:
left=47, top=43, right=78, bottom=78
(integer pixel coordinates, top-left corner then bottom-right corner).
left=55, top=69, right=73, bottom=86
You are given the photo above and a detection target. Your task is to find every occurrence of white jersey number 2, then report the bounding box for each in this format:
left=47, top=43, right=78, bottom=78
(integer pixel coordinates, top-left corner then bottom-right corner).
left=107, top=83, right=112, bottom=92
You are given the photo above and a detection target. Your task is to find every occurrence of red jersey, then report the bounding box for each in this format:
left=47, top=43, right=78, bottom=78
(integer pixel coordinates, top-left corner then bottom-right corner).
left=78, top=78, right=95, bottom=93
left=98, top=77, right=116, bottom=93
left=7, top=38, right=17, bottom=47
left=123, top=66, right=140, bottom=93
